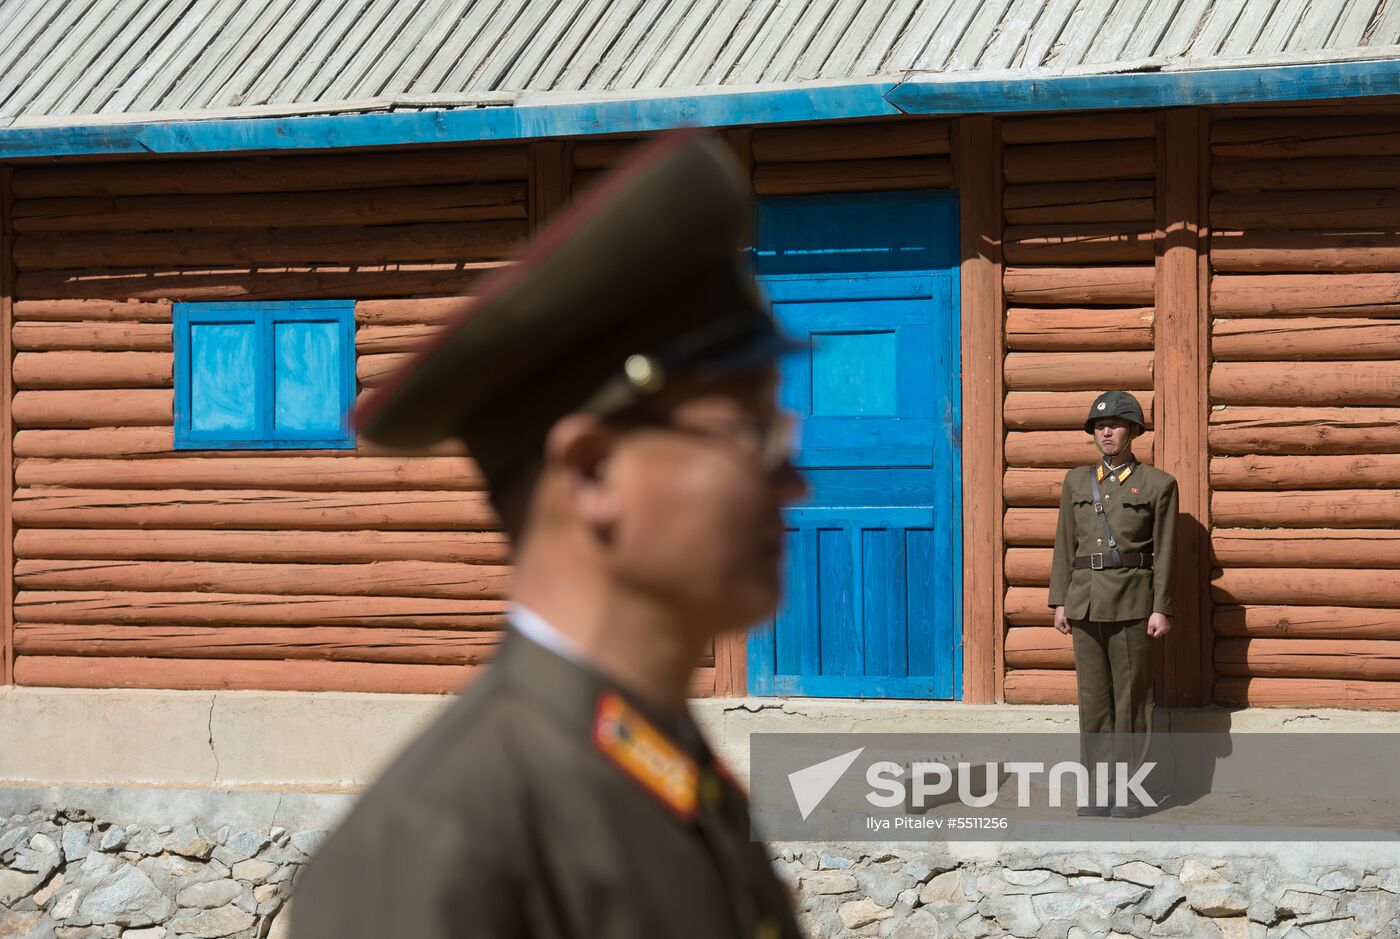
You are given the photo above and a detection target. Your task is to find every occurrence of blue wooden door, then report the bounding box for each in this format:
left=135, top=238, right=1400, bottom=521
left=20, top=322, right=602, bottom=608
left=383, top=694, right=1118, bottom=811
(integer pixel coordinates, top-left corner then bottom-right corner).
left=747, top=190, right=962, bottom=699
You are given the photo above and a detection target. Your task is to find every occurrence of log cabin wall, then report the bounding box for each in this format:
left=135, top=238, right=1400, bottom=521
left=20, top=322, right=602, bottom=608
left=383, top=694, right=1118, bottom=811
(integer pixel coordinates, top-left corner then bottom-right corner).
left=998, top=112, right=1160, bottom=705
left=1208, top=102, right=1400, bottom=710
left=5, top=144, right=536, bottom=695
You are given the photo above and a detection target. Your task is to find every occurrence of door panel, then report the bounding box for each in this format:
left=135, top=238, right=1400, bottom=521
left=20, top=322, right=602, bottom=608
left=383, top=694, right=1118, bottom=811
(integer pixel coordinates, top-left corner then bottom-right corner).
left=747, top=190, right=962, bottom=699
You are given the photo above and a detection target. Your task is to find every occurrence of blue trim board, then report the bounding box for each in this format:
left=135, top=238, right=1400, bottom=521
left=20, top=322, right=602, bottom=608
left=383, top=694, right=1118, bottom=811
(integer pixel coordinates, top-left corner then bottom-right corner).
left=4, top=59, right=1400, bottom=160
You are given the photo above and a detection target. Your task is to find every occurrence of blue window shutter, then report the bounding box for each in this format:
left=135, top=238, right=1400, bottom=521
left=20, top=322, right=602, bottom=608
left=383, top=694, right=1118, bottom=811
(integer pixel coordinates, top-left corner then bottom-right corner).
left=268, top=302, right=355, bottom=443
left=175, top=300, right=356, bottom=450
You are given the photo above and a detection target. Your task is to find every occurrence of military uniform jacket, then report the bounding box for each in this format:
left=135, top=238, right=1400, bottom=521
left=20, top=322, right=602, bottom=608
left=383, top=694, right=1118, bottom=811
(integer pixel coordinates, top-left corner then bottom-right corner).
left=1048, top=460, right=1178, bottom=622
left=290, top=629, right=801, bottom=939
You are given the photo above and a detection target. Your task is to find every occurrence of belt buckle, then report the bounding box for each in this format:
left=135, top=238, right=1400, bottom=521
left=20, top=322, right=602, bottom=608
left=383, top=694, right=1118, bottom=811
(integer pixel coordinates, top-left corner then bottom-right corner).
left=1090, top=553, right=1105, bottom=570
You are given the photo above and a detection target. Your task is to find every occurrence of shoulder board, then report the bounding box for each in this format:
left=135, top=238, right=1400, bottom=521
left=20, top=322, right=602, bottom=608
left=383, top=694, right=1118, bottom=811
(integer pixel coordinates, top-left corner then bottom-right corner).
left=593, top=691, right=699, bottom=820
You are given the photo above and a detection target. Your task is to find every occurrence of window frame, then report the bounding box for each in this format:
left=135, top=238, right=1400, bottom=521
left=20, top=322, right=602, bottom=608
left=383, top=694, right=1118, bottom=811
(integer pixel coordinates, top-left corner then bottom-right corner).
left=173, top=300, right=357, bottom=450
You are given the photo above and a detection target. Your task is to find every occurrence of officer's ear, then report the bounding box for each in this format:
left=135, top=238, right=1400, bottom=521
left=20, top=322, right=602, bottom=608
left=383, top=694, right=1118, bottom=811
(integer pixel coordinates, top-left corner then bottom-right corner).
left=543, top=413, right=621, bottom=532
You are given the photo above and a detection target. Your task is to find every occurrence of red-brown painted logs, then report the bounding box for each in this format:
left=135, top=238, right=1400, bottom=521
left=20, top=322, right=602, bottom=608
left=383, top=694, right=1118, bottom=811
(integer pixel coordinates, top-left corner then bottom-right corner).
left=1216, top=604, right=1400, bottom=639
left=1211, top=274, right=1400, bottom=317
left=12, top=427, right=464, bottom=458
left=1211, top=454, right=1400, bottom=489
left=1004, top=547, right=1053, bottom=584
left=1213, top=490, right=1400, bottom=528
left=14, top=559, right=512, bottom=600
left=15, top=590, right=508, bottom=628
left=1214, top=675, right=1400, bottom=709
left=11, top=655, right=714, bottom=698
left=1002, top=225, right=1155, bottom=264
left=1215, top=638, right=1400, bottom=680
left=355, top=324, right=438, bottom=353
left=1004, top=626, right=1072, bottom=668
left=1211, top=230, right=1400, bottom=273
left=14, top=529, right=510, bottom=564
left=17, top=262, right=506, bottom=302
left=753, top=158, right=953, bottom=195
left=1003, top=669, right=1076, bottom=704
left=751, top=121, right=951, bottom=161
left=1211, top=190, right=1400, bottom=230
left=1212, top=529, right=1400, bottom=568
left=1005, top=391, right=1155, bottom=430
left=571, top=139, right=640, bottom=169
left=11, top=300, right=172, bottom=322
left=13, top=655, right=478, bottom=694
left=15, top=457, right=483, bottom=490
left=354, top=297, right=473, bottom=325
left=11, top=183, right=527, bottom=233
left=1211, top=117, right=1400, bottom=159
left=12, top=323, right=172, bottom=351
left=12, top=352, right=171, bottom=389
left=14, top=624, right=501, bottom=666
left=1211, top=362, right=1400, bottom=406
left=11, top=489, right=499, bottom=530
left=1003, top=267, right=1155, bottom=305
left=14, top=220, right=528, bottom=270
left=1004, top=587, right=1052, bottom=625
left=1002, top=181, right=1155, bottom=225
left=15, top=428, right=176, bottom=457
left=357, top=353, right=413, bottom=387
left=1005, top=431, right=1155, bottom=468
left=1003, top=470, right=1064, bottom=508
left=1212, top=567, right=1400, bottom=606
left=1001, top=113, right=1156, bottom=144
left=11, top=147, right=529, bottom=198
left=1004, top=351, right=1152, bottom=391
left=11, top=391, right=172, bottom=428
left=1209, top=407, right=1400, bottom=455
left=1004, top=509, right=1057, bottom=547
left=1003, top=140, right=1154, bottom=184
left=1212, top=155, right=1400, bottom=191
left=1005, top=308, right=1154, bottom=351
left=1212, top=317, right=1400, bottom=360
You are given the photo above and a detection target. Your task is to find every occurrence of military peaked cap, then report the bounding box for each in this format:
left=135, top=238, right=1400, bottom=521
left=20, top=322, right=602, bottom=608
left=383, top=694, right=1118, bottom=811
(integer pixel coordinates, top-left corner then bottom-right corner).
left=1084, top=390, right=1146, bottom=434
left=354, top=131, right=795, bottom=490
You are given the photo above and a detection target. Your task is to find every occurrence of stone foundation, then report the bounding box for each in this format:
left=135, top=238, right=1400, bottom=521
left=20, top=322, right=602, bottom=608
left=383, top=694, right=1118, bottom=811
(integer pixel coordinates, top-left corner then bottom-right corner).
left=0, top=806, right=315, bottom=939
left=769, top=845, right=1400, bottom=939
left=3, top=797, right=1397, bottom=939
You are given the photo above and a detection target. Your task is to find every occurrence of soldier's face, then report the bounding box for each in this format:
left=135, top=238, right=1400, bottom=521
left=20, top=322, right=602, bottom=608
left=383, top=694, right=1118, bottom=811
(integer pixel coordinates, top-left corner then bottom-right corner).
left=603, top=367, right=808, bottom=633
left=1093, top=418, right=1136, bottom=456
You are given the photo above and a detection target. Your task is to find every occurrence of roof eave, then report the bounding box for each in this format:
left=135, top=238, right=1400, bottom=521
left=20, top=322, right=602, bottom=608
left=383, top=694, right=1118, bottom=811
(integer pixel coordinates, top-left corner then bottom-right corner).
left=3, top=58, right=1399, bottom=161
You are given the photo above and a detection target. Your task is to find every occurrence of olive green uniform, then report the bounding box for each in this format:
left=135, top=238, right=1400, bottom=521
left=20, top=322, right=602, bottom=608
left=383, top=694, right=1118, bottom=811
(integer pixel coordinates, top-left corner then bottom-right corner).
left=292, top=629, right=801, bottom=939
left=1048, top=459, right=1177, bottom=798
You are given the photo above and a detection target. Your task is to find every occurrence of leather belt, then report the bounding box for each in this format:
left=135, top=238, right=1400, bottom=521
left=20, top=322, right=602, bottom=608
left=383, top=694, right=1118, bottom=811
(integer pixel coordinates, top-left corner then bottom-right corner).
left=1074, top=552, right=1153, bottom=570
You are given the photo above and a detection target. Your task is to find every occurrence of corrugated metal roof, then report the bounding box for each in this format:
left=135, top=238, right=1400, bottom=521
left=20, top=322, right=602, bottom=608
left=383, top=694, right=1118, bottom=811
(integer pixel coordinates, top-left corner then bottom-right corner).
left=4, top=0, right=1400, bottom=126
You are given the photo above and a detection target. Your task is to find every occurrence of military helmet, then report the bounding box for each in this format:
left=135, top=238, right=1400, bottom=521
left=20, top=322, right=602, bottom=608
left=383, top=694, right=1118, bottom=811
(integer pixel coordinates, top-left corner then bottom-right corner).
left=1084, top=391, right=1145, bottom=435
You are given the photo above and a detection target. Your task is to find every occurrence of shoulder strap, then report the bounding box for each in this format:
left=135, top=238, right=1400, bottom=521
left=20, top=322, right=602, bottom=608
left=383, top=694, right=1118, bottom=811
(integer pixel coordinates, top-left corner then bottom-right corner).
left=1088, top=471, right=1120, bottom=563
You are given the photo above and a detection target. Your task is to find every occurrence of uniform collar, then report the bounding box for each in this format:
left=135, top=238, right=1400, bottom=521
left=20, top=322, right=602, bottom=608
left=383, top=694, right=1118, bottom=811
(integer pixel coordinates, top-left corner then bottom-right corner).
left=494, top=623, right=718, bottom=820
left=1096, top=457, right=1136, bottom=484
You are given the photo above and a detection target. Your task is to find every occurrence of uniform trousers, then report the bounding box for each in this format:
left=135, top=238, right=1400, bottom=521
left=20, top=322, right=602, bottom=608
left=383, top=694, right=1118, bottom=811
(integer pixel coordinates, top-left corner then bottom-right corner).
left=1071, top=618, right=1154, bottom=805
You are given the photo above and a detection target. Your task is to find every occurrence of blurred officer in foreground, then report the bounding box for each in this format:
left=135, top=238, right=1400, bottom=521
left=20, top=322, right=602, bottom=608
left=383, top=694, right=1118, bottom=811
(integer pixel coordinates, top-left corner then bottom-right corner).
left=290, top=133, right=805, bottom=938
left=1048, top=391, right=1177, bottom=818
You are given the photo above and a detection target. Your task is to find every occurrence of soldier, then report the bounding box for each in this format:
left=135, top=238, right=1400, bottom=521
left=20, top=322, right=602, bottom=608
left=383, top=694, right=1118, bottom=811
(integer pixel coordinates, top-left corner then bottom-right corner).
left=290, top=133, right=805, bottom=938
left=1048, top=391, right=1177, bottom=818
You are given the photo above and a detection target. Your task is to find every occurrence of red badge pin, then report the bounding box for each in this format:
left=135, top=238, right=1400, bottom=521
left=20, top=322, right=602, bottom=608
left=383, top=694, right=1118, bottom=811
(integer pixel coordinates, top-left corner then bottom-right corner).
left=1131, top=487, right=1140, bottom=494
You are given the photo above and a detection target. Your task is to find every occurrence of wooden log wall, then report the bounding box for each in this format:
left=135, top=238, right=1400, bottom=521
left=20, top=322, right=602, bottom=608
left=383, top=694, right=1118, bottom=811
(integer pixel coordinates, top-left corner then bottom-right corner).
left=1208, top=104, right=1400, bottom=710
left=0, top=143, right=719, bottom=697
left=1000, top=112, right=1159, bottom=706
